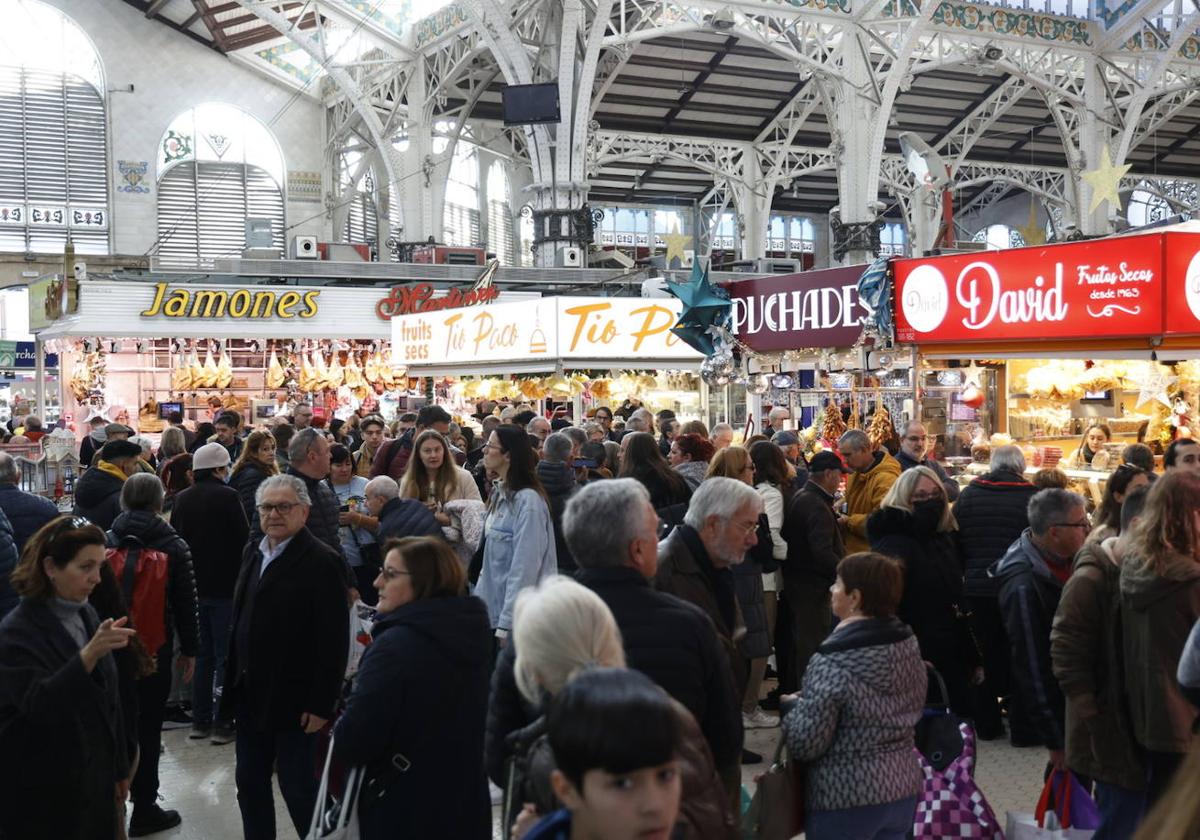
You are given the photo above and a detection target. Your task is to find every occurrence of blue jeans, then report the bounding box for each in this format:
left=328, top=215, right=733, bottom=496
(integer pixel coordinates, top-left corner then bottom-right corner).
left=193, top=597, right=233, bottom=727
left=806, top=796, right=919, bottom=840
left=1093, top=781, right=1144, bottom=840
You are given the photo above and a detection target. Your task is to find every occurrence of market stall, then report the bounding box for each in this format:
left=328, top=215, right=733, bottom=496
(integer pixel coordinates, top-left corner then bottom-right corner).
left=388, top=295, right=706, bottom=423
left=892, top=229, right=1200, bottom=499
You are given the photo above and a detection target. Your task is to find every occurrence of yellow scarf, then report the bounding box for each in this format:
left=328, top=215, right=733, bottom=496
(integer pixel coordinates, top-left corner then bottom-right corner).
left=96, top=460, right=128, bottom=483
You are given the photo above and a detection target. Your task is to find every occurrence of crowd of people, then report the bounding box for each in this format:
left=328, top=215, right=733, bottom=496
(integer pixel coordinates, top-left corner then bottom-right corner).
left=0, top=402, right=1198, bottom=839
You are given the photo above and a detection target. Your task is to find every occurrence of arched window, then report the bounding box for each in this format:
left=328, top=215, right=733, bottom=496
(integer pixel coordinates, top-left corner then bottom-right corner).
left=880, top=222, right=907, bottom=256
left=155, top=103, right=285, bottom=267
left=442, top=140, right=479, bottom=247
left=486, top=164, right=514, bottom=265
left=338, top=147, right=377, bottom=248
left=0, top=1, right=108, bottom=255
left=972, top=224, right=1023, bottom=250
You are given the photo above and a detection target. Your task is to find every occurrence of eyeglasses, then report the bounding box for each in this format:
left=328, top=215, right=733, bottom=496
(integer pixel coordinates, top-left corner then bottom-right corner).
left=379, top=567, right=411, bottom=581
left=481, top=442, right=501, bottom=452
left=1051, top=521, right=1091, bottom=531
left=734, top=519, right=759, bottom=536
left=52, top=515, right=92, bottom=535
left=257, top=502, right=299, bottom=516
left=905, top=435, right=927, bottom=443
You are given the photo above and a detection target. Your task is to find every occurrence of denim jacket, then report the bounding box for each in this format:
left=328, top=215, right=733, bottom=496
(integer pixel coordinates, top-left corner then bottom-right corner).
left=475, top=483, right=556, bottom=631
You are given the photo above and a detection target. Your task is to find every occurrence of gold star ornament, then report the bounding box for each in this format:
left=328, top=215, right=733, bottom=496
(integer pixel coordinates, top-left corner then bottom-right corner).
left=1082, top=146, right=1132, bottom=214
left=663, top=226, right=691, bottom=266
left=1016, top=200, right=1047, bottom=247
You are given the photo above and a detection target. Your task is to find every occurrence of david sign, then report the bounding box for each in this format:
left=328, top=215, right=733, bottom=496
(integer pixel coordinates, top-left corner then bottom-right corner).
left=893, top=235, right=1166, bottom=343
left=725, top=266, right=871, bottom=351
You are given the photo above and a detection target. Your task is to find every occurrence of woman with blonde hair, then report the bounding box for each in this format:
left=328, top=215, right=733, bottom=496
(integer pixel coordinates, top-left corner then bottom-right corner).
left=1120, top=470, right=1200, bottom=806
left=492, top=576, right=736, bottom=840
left=157, top=426, right=187, bottom=463
left=228, top=429, right=278, bottom=523
left=399, top=429, right=481, bottom=523
left=868, top=465, right=978, bottom=716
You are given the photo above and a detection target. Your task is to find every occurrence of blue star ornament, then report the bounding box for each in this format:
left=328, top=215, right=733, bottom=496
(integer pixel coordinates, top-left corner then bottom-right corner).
left=667, top=260, right=732, bottom=355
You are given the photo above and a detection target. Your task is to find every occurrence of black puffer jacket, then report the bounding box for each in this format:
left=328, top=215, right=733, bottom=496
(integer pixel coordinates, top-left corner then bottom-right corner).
left=229, top=462, right=273, bottom=525
left=954, top=469, right=1038, bottom=598
left=170, top=477, right=250, bottom=599
left=107, top=509, right=200, bottom=657
left=535, top=460, right=577, bottom=574
left=869, top=506, right=976, bottom=714
left=376, top=496, right=442, bottom=542
left=72, top=465, right=125, bottom=530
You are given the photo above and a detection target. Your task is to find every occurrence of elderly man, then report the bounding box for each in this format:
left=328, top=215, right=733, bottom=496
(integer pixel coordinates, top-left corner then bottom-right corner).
left=1165, top=438, right=1200, bottom=473
left=72, top=438, right=142, bottom=529
left=896, top=420, right=959, bottom=501
left=292, top=403, right=314, bottom=430
left=771, top=430, right=810, bottom=491
left=767, top=406, right=790, bottom=435
left=0, top=451, right=57, bottom=552
left=838, top=429, right=901, bottom=554
left=352, top=415, right=386, bottom=478
left=710, top=422, right=735, bottom=451
left=220, top=475, right=348, bottom=840
left=363, top=475, right=440, bottom=541
left=625, top=407, right=653, bottom=437
left=955, top=444, right=1039, bottom=741
left=527, top=415, right=552, bottom=446
left=991, top=488, right=1090, bottom=770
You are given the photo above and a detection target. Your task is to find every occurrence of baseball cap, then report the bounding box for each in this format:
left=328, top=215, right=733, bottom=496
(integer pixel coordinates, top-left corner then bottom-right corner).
left=772, top=430, right=801, bottom=447
left=809, top=450, right=849, bottom=474
left=193, top=442, right=232, bottom=471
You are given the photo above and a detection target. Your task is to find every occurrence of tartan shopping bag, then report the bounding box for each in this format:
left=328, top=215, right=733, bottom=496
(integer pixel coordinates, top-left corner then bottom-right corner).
left=912, top=721, right=1005, bottom=839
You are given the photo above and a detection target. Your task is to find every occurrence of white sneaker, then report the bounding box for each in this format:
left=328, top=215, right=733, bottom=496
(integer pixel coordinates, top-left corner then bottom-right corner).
left=742, top=709, right=778, bottom=729
left=489, top=781, right=504, bottom=806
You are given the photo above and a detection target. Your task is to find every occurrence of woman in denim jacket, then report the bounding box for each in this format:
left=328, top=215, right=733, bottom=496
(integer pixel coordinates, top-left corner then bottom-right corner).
left=476, top=425, right=556, bottom=648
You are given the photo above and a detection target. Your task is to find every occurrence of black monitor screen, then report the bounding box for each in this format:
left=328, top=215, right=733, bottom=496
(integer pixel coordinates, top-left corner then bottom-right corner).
left=157, top=402, right=182, bottom=419
left=502, top=83, right=560, bottom=126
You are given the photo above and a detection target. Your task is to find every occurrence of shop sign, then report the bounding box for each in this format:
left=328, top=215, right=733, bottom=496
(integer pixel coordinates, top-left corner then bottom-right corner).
left=390, top=297, right=700, bottom=366
left=9, top=341, right=57, bottom=368
left=140, top=282, right=320, bottom=320
left=893, top=235, right=1164, bottom=343
left=1163, top=232, right=1200, bottom=335
left=726, top=266, right=870, bottom=351
left=374, top=282, right=500, bottom=319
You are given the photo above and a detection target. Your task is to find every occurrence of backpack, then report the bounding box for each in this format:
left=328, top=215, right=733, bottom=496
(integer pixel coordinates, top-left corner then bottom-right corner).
left=105, top=538, right=170, bottom=655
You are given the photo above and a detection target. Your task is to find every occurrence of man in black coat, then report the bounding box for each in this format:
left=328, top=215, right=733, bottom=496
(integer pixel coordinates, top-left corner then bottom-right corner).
left=535, top=432, right=578, bottom=574
left=220, top=474, right=348, bottom=840
left=778, top=451, right=846, bottom=693
left=363, top=476, right=442, bottom=541
left=954, top=444, right=1039, bottom=741
left=484, top=479, right=743, bottom=806
left=0, top=451, right=57, bottom=553
left=170, top=443, right=250, bottom=744
left=72, top=439, right=141, bottom=530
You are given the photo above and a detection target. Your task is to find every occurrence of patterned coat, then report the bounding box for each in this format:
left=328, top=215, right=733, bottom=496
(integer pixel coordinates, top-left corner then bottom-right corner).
left=782, top=616, right=926, bottom=812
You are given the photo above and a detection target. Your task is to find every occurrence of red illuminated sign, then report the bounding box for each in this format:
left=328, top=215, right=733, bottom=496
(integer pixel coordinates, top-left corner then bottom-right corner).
left=1163, top=233, right=1200, bottom=336
left=375, top=282, right=500, bottom=320
left=893, top=235, right=1169, bottom=343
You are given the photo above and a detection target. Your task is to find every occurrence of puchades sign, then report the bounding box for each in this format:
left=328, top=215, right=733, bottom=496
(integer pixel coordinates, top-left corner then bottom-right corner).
left=889, top=233, right=1200, bottom=343
left=390, top=297, right=703, bottom=366
left=724, top=266, right=872, bottom=352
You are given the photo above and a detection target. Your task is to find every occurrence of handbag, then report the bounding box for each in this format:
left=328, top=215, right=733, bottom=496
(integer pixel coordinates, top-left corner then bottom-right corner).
left=306, top=736, right=363, bottom=840
left=912, top=721, right=1003, bottom=839
left=915, top=667, right=967, bottom=772
left=744, top=734, right=804, bottom=839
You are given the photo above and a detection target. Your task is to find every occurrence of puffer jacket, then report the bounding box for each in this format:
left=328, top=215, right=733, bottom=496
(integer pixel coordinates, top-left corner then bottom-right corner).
left=1050, top=538, right=1144, bottom=789
left=376, top=496, right=442, bottom=542
left=106, top=509, right=200, bottom=657
left=954, top=469, right=1038, bottom=597
left=990, top=530, right=1068, bottom=750
left=782, top=616, right=926, bottom=811
left=229, top=461, right=273, bottom=525
left=1120, top=545, right=1200, bottom=754
left=71, top=461, right=126, bottom=530
left=535, top=460, right=577, bottom=575
left=0, top=508, right=18, bottom=620
left=0, top=484, right=58, bottom=554
left=843, top=451, right=901, bottom=554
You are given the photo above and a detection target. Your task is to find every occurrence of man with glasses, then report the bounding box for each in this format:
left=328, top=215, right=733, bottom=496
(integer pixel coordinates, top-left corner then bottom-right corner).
left=991, top=488, right=1090, bottom=773
left=592, top=406, right=619, bottom=442
left=221, top=475, right=349, bottom=840
left=839, top=429, right=901, bottom=554
left=896, top=420, right=959, bottom=501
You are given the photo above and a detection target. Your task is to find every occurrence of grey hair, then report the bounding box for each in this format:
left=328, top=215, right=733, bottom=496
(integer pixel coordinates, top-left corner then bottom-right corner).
left=1027, top=488, right=1086, bottom=536
left=563, top=479, right=652, bottom=569
left=562, top=426, right=586, bottom=448
left=990, top=444, right=1027, bottom=475
left=0, top=452, right=17, bottom=485
left=768, top=406, right=790, bottom=421
left=364, top=475, right=399, bottom=501
left=710, top=422, right=734, bottom=438
left=839, top=429, right=871, bottom=452
left=288, top=427, right=324, bottom=464
left=626, top=408, right=653, bottom=432
left=581, top=422, right=603, bottom=439
left=120, top=472, right=165, bottom=513
left=542, top=432, right=573, bottom=464
left=683, top=476, right=763, bottom=530
left=255, top=474, right=311, bottom=507
left=129, top=435, right=154, bottom=456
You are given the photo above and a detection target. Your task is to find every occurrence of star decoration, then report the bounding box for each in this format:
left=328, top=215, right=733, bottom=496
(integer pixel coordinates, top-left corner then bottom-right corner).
left=1082, top=146, right=1132, bottom=214
left=667, top=259, right=730, bottom=357
left=1135, top=371, right=1178, bottom=409
left=1016, top=200, right=1047, bottom=246
left=663, top=226, right=691, bottom=267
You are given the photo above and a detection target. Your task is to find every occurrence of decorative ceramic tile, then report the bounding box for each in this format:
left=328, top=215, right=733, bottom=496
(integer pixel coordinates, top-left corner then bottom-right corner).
left=116, top=160, right=151, bottom=195
left=774, top=0, right=852, bottom=13
left=905, top=1, right=1093, bottom=46
left=414, top=2, right=468, bottom=47
left=288, top=170, right=323, bottom=202
left=254, top=43, right=318, bottom=85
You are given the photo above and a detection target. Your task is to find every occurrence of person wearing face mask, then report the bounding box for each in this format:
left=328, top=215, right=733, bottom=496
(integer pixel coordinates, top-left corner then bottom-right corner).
left=869, top=466, right=979, bottom=718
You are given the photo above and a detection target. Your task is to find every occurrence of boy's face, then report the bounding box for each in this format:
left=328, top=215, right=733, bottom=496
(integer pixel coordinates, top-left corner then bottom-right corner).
left=554, top=762, right=680, bottom=840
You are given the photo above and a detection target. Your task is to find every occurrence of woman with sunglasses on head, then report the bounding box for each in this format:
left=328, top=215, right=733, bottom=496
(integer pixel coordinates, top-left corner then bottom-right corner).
left=0, top=515, right=138, bottom=839
left=869, top=465, right=979, bottom=718
left=333, top=536, right=492, bottom=840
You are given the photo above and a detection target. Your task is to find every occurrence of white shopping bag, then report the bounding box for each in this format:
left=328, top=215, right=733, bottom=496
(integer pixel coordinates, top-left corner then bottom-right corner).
left=1006, top=810, right=1095, bottom=839
left=344, top=600, right=375, bottom=678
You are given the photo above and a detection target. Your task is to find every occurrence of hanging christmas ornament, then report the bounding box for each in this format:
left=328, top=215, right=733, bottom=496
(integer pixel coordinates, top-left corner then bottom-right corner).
left=746, top=374, right=771, bottom=396
left=770, top=372, right=795, bottom=390
left=1135, top=370, right=1178, bottom=409
left=667, top=259, right=731, bottom=357
left=1016, top=199, right=1047, bottom=247
left=1081, top=146, right=1132, bottom=213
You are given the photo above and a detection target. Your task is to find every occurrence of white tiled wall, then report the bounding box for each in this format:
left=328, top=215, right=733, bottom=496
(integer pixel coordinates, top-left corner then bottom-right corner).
left=48, top=0, right=330, bottom=255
